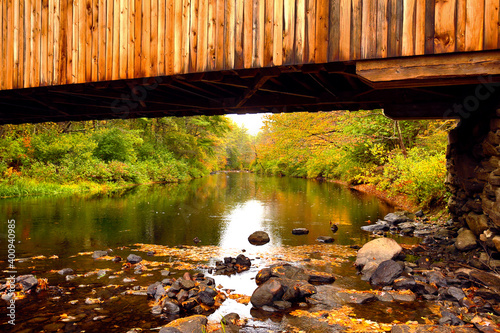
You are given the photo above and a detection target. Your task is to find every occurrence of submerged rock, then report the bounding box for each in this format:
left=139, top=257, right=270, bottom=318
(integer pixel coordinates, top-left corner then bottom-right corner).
left=248, top=231, right=270, bottom=245
left=58, top=268, right=74, bottom=276
left=160, top=315, right=207, bottom=333
left=292, top=228, right=309, bottom=235
left=127, top=254, right=143, bottom=264
left=316, top=236, right=334, bottom=243
left=16, top=275, right=38, bottom=291
left=92, top=250, right=108, bottom=259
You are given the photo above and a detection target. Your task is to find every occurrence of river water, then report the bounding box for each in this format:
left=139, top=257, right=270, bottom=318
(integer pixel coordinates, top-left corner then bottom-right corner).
left=0, top=173, right=428, bottom=332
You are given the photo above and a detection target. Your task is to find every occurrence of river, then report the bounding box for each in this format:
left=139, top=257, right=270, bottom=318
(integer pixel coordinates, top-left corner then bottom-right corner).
left=1, top=173, right=428, bottom=332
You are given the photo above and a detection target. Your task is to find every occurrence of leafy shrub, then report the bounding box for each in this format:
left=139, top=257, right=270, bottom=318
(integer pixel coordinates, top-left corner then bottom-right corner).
left=93, top=128, right=143, bottom=162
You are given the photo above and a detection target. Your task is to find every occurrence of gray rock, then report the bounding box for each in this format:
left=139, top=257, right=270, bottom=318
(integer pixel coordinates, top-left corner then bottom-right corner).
left=439, top=310, right=464, bottom=326
left=383, top=213, right=409, bottom=224
left=355, top=238, right=403, bottom=270
left=292, top=228, right=309, bottom=235
left=316, top=236, right=334, bottom=243
left=415, top=210, right=424, bottom=217
left=369, top=260, right=404, bottom=287
left=92, top=250, right=108, bottom=259
left=179, top=278, right=196, bottom=290
left=442, top=286, right=466, bottom=302
left=337, top=291, right=376, bottom=304
left=455, top=229, right=477, bottom=251
left=465, top=213, right=490, bottom=235
left=361, top=221, right=390, bottom=232
left=127, top=254, right=143, bottom=264
left=248, top=231, right=270, bottom=245
left=250, top=278, right=284, bottom=307
left=58, top=268, right=74, bottom=275
left=390, top=291, right=416, bottom=302
left=162, top=300, right=181, bottom=315
left=16, top=275, right=38, bottom=291
left=273, top=300, right=292, bottom=310
left=161, top=315, right=207, bottom=333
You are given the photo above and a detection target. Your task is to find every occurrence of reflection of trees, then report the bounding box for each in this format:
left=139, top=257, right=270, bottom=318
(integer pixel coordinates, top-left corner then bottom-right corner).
left=0, top=173, right=395, bottom=258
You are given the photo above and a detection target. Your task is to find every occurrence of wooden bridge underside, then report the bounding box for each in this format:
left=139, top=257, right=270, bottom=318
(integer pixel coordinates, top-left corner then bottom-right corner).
left=0, top=0, right=499, bottom=124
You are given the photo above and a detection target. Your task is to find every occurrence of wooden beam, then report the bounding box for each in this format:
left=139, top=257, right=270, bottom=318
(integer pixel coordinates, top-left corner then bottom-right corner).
left=356, top=51, right=500, bottom=83
left=235, top=75, right=271, bottom=107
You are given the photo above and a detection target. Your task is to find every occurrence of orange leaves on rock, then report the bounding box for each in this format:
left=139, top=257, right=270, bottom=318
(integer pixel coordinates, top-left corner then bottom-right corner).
left=228, top=294, right=251, bottom=305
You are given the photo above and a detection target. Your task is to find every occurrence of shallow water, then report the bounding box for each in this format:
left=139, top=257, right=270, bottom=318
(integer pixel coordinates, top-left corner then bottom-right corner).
left=0, top=173, right=427, bottom=332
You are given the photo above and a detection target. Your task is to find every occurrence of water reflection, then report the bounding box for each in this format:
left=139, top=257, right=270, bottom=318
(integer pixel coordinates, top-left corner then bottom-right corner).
left=0, top=173, right=396, bottom=260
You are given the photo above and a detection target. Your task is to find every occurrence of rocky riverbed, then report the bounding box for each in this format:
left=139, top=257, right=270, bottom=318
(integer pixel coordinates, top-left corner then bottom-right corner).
left=2, top=211, right=500, bottom=332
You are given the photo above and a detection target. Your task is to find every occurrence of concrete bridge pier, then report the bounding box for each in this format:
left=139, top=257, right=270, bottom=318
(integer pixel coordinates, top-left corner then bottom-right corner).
left=446, top=107, right=500, bottom=245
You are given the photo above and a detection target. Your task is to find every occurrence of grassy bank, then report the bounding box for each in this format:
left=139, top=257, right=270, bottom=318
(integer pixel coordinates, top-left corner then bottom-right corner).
left=253, top=111, right=456, bottom=210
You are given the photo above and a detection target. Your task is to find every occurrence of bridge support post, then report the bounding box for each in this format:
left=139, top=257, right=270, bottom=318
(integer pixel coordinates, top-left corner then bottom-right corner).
left=446, top=108, right=500, bottom=240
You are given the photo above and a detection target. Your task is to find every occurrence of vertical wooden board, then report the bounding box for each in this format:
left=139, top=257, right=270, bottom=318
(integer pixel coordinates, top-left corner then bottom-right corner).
left=401, top=0, right=415, bottom=56
left=234, top=0, right=244, bottom=68
left=66, top=0, right=74, bottom=84
left=106, top=0, right=114, bottom=79
left=414, top=0, right=425, bottom=54
left=295, top=0, right=305, bottom=64
left=215, top=0, right=224, bottom=70
left=91, top=0, right=98, bottom=82
left=350, top=0, right=361, bottom=60
left=52, top=0, right=61, bottom=85
left=189, top=0, right=198, bottom=72
left=0, top=1, right=3, bottom=89
left=134, top=0, right=142, bottom=77
left=13, top=0, right=19, bottom=88
left=283, top=0, right=295, bottom=65
left=85, top=0, right=93, bottom=82
left=5, top=0, right=13, bottom=88
left=272, top=0, right=282, bottom=66
left=128, top=0, right=135, bottom=78
left=150, top=0, right=158, bottom=75
left=264, top=0, right=274, bottom=67
left=465, top=0, right=484, bottom=51
left=361, top=0, right=377, bottom=59
left=158, top=0, right=166, bottom=74
left=34, top=0, right=42, bottom=86
left=97, top=0, right=106, bottom=80
left=173, top=0, right=182, bottom=73
left=166, top=0, right=175, bottom=74
left=23, top=0, right=31, bottom=87
left=484, top=0, right=499, bottom=49
left=111, top=0, right=119, bottom=79
left=434, top=0, right=456, bottom=53
left=339, top=0, right=351, bottom=60
left=78, top=0, right=87, bottom=82
left=425, top=0, right=435, bottom=54
left=328, top=0, right=340, bottom=62
left=252, top=0, right=264, bottom=67
left=119, top=0, right=128, bottom=79
left=18, top=0, right=25, bottom=88
left=315, top=0, right=329, bottom=63
left=224, top=0, right=235, bottom=69
left=243, top=0, right=253, bottom=68
left=181, top=0, right=191, bottom=73
left=41, top=0, right=49, bottom=85
left=456, top=0, right=466, bottom=51
left=197, top=0, right=208, bottom=72
left=376, top=0, right=388, bottom=58
left=304, top=0, right=316, bottom=63
left=387, top=0, right=402, bottom=57
left=141, top=0, right=150, bottom=76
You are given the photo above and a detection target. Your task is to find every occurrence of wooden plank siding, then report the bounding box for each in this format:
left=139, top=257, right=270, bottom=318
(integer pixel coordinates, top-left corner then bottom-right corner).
left=0, top=0, right=499, bottom=90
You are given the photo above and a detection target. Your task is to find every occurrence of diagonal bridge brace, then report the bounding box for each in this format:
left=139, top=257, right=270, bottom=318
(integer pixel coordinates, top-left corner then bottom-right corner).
left=234, top=68, right=281, bottom=108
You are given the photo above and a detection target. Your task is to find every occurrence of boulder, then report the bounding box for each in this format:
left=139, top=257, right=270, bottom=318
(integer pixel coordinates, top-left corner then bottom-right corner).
left=383, top=212, right=409, bottom=224
left=316, top=236, right=334, bottom=243
left=250, top=278, right=284, bottom=307
left=465, top=213, right=490, bottom=235
left=455, top=229, right=477, bottom=251
left=92, top=250, right=108, bottom=259
left=369, top=260, right=403, bottom=287
left=248, top=231, right=270, bottom=245
left=361, top=221, right=390, bottom=232
left=492, top=235, right=500, bottom=252
left=292, top=228, right=309, bottom=235
left=160, top=315, right=207, bottom=333
left=270, top=264, right=310, bottom=282
left=127, top=254, right=143, bottom=264
left=354, top=238, right=403, bottom=269
left=58, top=268, right=74, bottom=276
left=16, top=275, right=38, bottom=291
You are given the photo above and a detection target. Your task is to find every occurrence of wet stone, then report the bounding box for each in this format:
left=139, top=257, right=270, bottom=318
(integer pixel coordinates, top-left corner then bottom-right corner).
left=316, top=236, right=335, bottom=243
left=92, top=250, right=108, bottom=259
left=248, top=231, right=270, bottom=245
left=179, top=279, right=196, bottom=290
left=57, top=268, right=74, bottom=275
left=161, top=270, right=171, bottom=277
left=292, top=228, right=309, bottom=235
left=162, top=301, right=181, bottom=315
left=127, top=254, right=143, bottom=264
